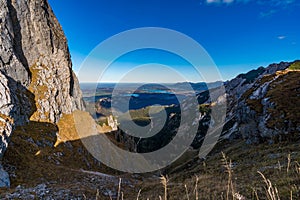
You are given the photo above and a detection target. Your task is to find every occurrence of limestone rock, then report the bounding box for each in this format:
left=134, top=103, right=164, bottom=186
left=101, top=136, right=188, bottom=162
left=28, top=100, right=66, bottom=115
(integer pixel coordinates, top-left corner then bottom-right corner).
left=0, top=0, right=84, bottom=187
left=0, top=72, right=14, bottom=157
left=0, top=71, right=35, bottom=157
left=107, top=115, right=118, bottom=131
left=0, top=0, right=84, bottom=124
left=0, top=164, right=10, bottom=187
left=0, top=0, right=30, bottom=86
left=0, top=0, right=84, bottom=155
left=223, top=61, right=299, bottom=144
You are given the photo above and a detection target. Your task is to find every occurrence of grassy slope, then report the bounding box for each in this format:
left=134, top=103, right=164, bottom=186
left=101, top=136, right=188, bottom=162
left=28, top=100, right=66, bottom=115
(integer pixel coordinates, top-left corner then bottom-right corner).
left=129, top=140, right=300, bottom=199
left=1, top=119, right=136, bottom=199
left=289, top=61, right=300, bottom=70
left=243, top=69, right=300, bottom=136
left=266, top=71, right=300, bottom=134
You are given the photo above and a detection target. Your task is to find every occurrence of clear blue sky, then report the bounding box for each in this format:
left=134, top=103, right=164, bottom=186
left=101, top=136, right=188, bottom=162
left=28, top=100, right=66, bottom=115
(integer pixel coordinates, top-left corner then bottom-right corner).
left=48, top=0, right=300, bottom=82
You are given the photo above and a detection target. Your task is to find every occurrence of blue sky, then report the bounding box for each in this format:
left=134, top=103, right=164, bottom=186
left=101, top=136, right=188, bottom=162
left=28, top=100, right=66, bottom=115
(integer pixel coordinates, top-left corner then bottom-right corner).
left=48, top=0, right=300, bottom=82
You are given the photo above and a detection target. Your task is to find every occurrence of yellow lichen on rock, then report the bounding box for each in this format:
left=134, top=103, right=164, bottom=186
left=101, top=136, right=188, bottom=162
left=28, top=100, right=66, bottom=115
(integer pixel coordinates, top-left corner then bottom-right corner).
left=28, top=64, right=51, bottom=122
left=0, top=114, right=14, bottom=128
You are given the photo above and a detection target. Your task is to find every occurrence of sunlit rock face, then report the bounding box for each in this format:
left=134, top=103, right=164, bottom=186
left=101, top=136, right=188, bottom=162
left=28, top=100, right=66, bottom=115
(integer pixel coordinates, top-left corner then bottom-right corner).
left=0, top=0, right=84, bottom=186
left=223, top=61, right=299, bottom=144
left=0, top=0, right=84, bottom=124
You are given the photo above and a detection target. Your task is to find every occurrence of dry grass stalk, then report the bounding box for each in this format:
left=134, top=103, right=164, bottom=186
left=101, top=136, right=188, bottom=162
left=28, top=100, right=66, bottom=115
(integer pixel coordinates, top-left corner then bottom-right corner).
left=185, top=184, right=190, bottom=200
left=252, top=187, right=260, bottom=200
left=194, top=175, right=199, bottom=200
left=96, top=189, right=101, bottom=200
left=117, top=178, right=122, bottom=200
left=258, top=171, right=280, bottom=200
left=278, top=161, right=282, bottom=172
left=294, top=161, right=300, bottom=175
left=287, top=154, right=291, bottom=174
left=221, top=152, right=235, bottom=200
left=160, top=175, right=169, bottom=200
left=136, top=189, right=142, bottom=200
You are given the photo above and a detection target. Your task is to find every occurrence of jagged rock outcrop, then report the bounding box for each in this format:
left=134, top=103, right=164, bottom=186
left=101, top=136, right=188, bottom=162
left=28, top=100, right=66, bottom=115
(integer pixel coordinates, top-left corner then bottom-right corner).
left=0, top=0, right=30, bottom=86
left=0, top=0, right=84, bottom=186
left=0, top=69, right=36, bottom=166
left=0, top=73, right=14, bottom=160
left=0, top=0, right=84, bottom=124
left=0, top=70, right=34, bottom=187
left=222, top=61, right=300, bottom=144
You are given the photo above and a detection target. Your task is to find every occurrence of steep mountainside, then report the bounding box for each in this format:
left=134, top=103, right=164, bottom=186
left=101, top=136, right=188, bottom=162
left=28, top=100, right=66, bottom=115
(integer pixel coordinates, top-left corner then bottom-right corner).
left=0, top=0, right=84, bottom=187
left=0, top=1, right=130, bottom=193
left=126, top=61, right=300, bottom=154
left=0, top=0, right=84, bottom=123
left=222, top=61, right=300, bottom=144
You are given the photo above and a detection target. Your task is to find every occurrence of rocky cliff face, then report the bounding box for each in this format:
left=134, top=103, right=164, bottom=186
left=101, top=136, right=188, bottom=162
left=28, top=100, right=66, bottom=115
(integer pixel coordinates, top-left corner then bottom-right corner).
left=0, top=0, right=84, bottom=123
left=0, top=0, right=84, bottom=126
left=0, top=71, right=35, bottom=158
left=222, top=61, right=300, bottom=144
left=0, top=0, right=84, bottom=185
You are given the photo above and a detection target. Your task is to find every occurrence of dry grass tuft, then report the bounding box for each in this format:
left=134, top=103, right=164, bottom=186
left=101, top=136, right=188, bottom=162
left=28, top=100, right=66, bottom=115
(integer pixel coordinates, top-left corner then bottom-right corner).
left=258, top=171, right=280, bottom=200
left=194, top=175, right=199, bottom=200
left=222, top=152, right=236, bottom=200
left=136, top=189, right=142, bottom=200
left=160, top=175, right=169, bottom=200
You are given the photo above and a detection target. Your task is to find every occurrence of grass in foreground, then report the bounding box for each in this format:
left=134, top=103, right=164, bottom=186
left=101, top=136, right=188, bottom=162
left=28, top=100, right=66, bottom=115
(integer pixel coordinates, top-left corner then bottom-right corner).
left=108, top=149, right=299, bottom=200
left=119, top=140, right=300, bottom=200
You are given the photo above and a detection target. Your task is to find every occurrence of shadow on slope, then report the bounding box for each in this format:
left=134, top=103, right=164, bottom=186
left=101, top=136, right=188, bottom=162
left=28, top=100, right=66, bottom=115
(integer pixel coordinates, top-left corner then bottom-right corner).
left=1, top=121, right=137, bottom=199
